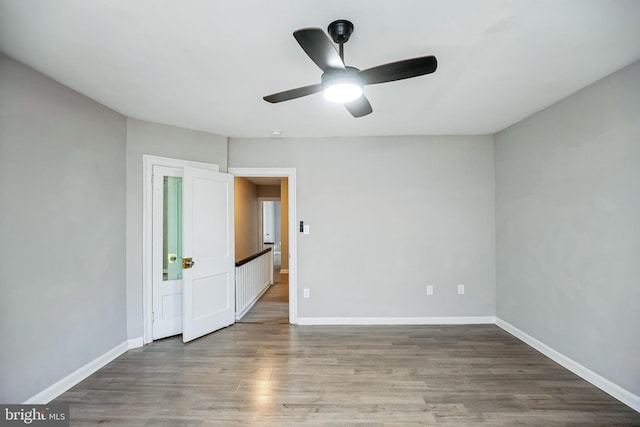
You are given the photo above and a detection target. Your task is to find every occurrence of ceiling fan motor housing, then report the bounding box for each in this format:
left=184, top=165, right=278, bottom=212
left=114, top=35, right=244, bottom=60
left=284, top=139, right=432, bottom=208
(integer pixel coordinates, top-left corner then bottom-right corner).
left=321, top=66, right=360, bottom=85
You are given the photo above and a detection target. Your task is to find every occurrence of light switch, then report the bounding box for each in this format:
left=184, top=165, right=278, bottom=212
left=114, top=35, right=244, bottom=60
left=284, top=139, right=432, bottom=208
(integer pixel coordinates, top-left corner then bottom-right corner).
left=303, top=225, right=310, bottom=234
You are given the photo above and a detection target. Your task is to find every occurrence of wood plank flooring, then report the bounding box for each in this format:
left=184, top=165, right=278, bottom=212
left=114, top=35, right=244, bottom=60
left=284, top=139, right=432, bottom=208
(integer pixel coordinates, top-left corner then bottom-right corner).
left=54, top=324, right=640, bottom=426
left=237, top=273, right=289, bottom=325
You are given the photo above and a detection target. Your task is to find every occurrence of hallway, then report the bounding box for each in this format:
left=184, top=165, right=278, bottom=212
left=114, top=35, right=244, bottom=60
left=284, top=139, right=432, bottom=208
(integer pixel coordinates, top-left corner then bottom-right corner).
left=237, top=271, right=289, bottom=324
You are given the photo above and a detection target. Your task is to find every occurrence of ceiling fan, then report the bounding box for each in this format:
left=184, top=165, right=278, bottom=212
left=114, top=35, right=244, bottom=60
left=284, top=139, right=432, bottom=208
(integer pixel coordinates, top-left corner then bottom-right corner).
left=263, top=19, right=437, bottom=118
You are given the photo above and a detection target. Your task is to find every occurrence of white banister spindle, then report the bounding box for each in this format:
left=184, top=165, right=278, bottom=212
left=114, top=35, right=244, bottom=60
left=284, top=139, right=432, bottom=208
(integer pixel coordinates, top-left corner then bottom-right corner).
left=235, top=249, right=274, bottom=320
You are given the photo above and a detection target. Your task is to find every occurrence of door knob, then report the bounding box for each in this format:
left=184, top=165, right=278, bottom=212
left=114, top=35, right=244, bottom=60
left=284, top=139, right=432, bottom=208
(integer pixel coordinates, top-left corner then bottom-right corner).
left=182, top=258, right=195, bottom=269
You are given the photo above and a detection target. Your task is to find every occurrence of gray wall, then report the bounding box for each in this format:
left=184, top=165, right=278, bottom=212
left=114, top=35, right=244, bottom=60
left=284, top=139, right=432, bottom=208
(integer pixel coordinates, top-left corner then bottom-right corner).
left=125, top=119, right=228, bottom=339
left=229, top=136, right=495, bottom=318
left=0, top=54, right=127, bottom=403
left=495, top=60, right=640, bottom=395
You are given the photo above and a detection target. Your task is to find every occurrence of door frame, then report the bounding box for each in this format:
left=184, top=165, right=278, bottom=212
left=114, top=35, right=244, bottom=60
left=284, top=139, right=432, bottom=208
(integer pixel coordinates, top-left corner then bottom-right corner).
left=142, top=155, right=220, bottom=344
left=229, top=167, right=298, bottom=324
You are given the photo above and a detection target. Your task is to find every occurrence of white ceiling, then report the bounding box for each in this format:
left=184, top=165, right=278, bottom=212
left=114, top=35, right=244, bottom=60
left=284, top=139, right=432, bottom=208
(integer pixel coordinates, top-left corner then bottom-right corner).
left=1, top=0, right=639, bottom=138
left=244, top=177, right=282, bottom=187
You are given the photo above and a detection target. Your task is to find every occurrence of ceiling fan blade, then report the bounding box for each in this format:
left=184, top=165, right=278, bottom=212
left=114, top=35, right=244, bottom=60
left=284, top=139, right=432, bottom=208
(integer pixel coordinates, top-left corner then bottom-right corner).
left=359, top=55, right=437, bottom=85
left=293, top=28, right=345, bottom=71
left=344, top=95, right=373, bottom=118
left=263, top=84, right=323, bottom=103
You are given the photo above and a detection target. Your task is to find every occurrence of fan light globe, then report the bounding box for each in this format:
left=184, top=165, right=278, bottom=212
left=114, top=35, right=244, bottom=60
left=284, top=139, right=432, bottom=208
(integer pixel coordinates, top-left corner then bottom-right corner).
left=322, top=73, right=363, bottom=103
left=323, top=83, right=362, bottom=103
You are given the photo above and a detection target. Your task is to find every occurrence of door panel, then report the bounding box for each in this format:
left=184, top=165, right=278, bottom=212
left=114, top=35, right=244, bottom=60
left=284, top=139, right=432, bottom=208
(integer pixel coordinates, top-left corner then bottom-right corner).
left=152, top=166, right=183, bottom=340
left=193, top=178, right=229, bottom=258
left=182, top=166, right=235, bottom=342
left=161, top=293, right=182, bottom=318
left=193, top=273, right=229, bottom=319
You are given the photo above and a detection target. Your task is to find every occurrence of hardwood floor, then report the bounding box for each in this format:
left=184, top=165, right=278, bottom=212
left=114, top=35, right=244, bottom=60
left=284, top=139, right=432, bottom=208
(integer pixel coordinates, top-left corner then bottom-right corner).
left=54, top=324, right=640, bottom=426
left=237, top=273, right=289, bottom=325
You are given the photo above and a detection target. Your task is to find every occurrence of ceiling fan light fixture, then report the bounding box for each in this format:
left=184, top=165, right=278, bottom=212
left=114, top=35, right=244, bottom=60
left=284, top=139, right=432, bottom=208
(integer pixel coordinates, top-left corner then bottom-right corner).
left=263, top=19, right=437, bottom=118
left=322, top=75, right=362, bottom=103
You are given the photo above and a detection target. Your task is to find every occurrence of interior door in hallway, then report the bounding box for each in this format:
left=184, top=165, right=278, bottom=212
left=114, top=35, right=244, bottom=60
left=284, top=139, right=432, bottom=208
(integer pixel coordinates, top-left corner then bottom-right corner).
left=182, top=166, right=235, bottom=342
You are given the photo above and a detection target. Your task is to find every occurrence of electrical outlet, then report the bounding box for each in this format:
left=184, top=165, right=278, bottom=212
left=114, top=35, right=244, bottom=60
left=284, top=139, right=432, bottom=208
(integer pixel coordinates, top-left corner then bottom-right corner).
left=303, top=288, right=310, bottom=298
left=458, top=284, right=465, bottom=295
left=426, top=285, right=433, bottom=296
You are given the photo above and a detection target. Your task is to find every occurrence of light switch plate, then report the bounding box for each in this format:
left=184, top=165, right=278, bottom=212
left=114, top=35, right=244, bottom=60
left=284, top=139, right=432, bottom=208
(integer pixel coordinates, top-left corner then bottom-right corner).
left=458, top=284, right=465, bottom=295
left=303, top=225, right=310, bottom=235
left=426, top=285, right=433, bottom=295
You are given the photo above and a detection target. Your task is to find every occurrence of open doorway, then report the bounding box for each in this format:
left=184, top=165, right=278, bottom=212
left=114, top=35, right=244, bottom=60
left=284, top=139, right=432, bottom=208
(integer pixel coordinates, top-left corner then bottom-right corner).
left=230, top=168, right=297, bottom=324
left=234, top=177, right=288, bottom=324
left=142, top=161, right=297, bottom=345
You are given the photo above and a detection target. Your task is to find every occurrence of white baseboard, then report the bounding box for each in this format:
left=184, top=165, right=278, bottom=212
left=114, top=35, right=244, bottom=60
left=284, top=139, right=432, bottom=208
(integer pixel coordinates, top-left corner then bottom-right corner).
left=496, top=318, right=640, bottom=412
left=23, top=337, right=143, bottom=404
left=127, top=337, right=144, bottom=349
left=296, top=316, right=496, bottom=326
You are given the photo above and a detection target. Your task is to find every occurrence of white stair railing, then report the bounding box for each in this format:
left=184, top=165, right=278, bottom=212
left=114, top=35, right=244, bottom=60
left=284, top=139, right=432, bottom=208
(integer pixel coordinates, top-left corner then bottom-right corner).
left=235, top=248, right=274, bottom=320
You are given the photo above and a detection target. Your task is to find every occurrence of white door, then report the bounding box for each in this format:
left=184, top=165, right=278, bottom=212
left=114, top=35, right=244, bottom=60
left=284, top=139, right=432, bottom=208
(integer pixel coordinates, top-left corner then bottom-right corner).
left=152, top=166, right=183, bottom=340
left=182, top=166, right=235, bottom=342
left=262, top=201, right=275, bottom=244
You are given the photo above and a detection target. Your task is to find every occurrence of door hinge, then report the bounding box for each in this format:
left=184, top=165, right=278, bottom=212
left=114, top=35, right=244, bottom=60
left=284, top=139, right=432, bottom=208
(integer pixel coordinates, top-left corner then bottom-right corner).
left=152, top=311, right=155, bottom=322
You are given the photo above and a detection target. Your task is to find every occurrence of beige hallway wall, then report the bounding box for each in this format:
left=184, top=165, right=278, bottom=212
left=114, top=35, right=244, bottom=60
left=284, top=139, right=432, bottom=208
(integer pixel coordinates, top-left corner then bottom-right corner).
left=234, top=177, right=259, bottom=261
